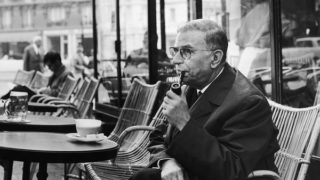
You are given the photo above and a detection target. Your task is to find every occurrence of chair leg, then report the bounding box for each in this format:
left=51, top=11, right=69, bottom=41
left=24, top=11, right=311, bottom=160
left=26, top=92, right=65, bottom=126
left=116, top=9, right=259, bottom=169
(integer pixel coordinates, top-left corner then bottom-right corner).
left=2, top=160, right=13, bottom=180
left=65, top=163, right=80, bottom=180
left=64, top=164, right=69, bottom=180
left=79, top=170, right=83, bottom=180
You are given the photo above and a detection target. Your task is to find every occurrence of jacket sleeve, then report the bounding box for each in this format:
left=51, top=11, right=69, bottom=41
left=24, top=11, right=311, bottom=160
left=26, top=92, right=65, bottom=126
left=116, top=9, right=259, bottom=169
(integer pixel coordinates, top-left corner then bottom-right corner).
left=147, top=122, right=171, bottom=167
left=166, top=95, right=275, bottom=180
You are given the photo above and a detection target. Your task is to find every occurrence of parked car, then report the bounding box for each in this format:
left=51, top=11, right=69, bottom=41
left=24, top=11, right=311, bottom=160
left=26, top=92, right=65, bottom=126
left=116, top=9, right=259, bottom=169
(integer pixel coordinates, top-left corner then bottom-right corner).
left=294, top=37, right=320, bottom=47
left=283, top=37, right=320, bottom=59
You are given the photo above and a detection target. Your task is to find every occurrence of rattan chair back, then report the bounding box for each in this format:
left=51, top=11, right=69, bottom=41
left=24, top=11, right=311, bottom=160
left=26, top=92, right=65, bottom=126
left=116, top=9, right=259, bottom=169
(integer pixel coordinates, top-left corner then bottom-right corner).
left=107, top=79, right=161, bottom=142
left=56, top=75, right=78, bottom=100
left=28, top=71, right=50, bottom=89
left=268, top=100, right=320, bottom=180
left=13, top=69, right=35, bottom=86
left=313, top=82, right=320, bottom=106
left=76, top=77, right=100, bottom=118
left=87, top=105, right=166, bottom=180
left=283, top=53, right=315, bottom=68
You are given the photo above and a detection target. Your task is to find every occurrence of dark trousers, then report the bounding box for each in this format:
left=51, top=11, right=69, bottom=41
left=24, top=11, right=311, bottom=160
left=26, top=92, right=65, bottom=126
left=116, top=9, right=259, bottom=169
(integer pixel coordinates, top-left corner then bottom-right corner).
left=129, top=168, right=161, bottom=180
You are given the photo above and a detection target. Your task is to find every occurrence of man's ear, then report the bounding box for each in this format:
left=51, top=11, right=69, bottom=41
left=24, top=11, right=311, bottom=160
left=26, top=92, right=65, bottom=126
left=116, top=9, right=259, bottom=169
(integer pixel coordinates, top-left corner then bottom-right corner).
left=210, top=50, right=224, bottom=69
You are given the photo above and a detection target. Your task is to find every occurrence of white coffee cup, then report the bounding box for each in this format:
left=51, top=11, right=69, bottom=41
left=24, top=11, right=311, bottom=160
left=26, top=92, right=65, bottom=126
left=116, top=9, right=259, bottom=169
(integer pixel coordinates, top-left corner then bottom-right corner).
left=75, top=119, right=101, bottom=137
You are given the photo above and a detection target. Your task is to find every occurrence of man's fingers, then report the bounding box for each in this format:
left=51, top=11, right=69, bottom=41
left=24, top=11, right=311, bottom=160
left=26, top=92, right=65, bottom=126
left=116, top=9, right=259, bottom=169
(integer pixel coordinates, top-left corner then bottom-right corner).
left=161, top=168, right=184, bottom=180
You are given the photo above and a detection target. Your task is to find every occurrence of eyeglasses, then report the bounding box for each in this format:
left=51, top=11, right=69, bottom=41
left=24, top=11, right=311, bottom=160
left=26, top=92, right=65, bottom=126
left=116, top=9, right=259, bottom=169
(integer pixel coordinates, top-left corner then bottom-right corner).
left=169, top=47, right=215, bottom=60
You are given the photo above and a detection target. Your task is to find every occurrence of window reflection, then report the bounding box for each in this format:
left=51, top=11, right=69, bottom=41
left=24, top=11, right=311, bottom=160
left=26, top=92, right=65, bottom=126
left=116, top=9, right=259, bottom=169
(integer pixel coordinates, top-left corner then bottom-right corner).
left=202, top=0, right=320, bottom=107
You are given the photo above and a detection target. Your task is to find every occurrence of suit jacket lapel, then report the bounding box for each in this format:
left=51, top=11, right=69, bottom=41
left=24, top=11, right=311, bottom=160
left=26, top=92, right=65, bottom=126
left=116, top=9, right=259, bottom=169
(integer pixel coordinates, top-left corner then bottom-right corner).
left=189, top=64, right=236, bottom=121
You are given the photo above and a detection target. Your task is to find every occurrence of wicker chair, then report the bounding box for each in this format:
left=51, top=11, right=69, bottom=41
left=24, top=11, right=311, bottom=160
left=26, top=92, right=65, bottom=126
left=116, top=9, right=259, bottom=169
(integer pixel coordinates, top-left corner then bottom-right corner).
left=84, top=106, right=166, bottom=180
left=101, top=77, right=132, bottom=106
left=28, top=77, right=96, bottom=118
left=69, top=79, right=162, bottom=180
left=105, top=79, right=162, bottom=143
left=28, top=75, right=78, bottom=110
left=85, top=99, right=320, bottom=180
left=28, top=71, right=50, bottom=91
left=248, top=99, right=320, bottom=180
left=283, top=53, right=316, bottom=69
left=61, top=77, right=100, bottom=118
left=12, top=69, right=35, bottom=87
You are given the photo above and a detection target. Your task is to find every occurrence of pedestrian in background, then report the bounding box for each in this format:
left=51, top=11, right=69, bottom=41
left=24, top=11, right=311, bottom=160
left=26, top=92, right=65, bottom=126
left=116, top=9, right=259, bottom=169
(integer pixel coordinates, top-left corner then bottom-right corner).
left=23, top=36, right=44, bottom=72
left=70, top=44, right=90, bottom=79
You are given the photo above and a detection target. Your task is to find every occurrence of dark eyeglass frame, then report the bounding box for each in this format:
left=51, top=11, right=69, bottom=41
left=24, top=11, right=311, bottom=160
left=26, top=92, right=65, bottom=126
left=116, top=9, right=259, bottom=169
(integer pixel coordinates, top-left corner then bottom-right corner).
left=169, top=46, right=216, bottom=60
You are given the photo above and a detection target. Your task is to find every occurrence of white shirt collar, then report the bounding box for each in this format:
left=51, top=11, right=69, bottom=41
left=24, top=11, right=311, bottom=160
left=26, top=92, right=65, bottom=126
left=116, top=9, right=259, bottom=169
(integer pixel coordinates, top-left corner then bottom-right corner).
left=198, top=67, right=224, bottom=94
left=33, top=44, right=39, bottom=54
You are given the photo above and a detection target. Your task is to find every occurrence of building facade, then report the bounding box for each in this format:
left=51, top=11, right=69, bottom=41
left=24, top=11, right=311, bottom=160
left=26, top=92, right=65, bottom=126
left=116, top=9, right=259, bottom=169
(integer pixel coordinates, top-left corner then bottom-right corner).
left=0, top=0, right=93, bottom=60
left=0, top=0, right=239, bottom=62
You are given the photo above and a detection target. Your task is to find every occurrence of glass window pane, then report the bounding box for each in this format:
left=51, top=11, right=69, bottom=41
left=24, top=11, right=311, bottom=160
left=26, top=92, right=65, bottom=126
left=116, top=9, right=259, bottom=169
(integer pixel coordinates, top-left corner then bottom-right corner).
left=203, top=0, right=272, bottom=98
left=281, top=0, right=319, bottom=107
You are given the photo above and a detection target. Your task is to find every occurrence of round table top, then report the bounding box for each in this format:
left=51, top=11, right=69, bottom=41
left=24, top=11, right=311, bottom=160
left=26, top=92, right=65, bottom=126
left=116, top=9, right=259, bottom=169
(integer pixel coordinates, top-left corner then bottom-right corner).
left=0, top=132, right=118, bottom=163
left=0, top=114, right=76, bottom=133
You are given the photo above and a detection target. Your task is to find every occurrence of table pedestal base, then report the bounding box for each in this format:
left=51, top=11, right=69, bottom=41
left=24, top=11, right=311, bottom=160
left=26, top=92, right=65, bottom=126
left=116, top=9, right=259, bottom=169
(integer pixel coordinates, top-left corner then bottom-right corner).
left=22, top=162, right=30, bottom=180
left=37, top=163, right=48, bottom=180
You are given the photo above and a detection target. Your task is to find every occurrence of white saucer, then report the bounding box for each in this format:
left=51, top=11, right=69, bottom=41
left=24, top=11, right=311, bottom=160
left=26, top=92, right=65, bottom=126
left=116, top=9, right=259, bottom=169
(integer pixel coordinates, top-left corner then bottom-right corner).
left=66, top=133, right=107, bottom=142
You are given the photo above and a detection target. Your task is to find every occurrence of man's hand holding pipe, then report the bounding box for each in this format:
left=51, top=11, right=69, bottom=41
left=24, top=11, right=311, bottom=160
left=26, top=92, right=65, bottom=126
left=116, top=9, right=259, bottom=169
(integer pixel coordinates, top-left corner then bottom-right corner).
left=162, top=85, right=190, bottom=131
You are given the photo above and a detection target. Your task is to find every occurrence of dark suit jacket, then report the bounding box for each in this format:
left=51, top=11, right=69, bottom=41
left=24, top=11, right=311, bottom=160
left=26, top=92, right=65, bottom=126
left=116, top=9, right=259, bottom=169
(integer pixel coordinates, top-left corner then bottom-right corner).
left=23, top=45, right=43, bottom=72
left=148, top=63, right=279, bottom=180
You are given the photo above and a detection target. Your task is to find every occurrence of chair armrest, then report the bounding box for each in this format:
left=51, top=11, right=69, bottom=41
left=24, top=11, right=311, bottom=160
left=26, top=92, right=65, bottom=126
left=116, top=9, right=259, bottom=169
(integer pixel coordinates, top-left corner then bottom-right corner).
left=29, top=94, right=49, bottom=102
left=247, top=170, right=280, bottom=180
left=42, top=97, right=63, bottom=104
left=28, top=102, right=59, bottom=112
left=110, top=126, right=156, bottom=163
left=48, top=100, right=72, bottom=105
left=54, top=104, right=80, bottom=117
left=28, top=102, right=80, bottom=117
left=84, top=163, right=102, bottom=180
left=118, top=126, right=156, bottom=148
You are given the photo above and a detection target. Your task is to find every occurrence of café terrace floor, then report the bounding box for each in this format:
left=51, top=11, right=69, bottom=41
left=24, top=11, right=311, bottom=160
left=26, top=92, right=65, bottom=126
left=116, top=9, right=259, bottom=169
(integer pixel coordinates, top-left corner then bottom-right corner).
left=0, top=162, right=66, bottom=180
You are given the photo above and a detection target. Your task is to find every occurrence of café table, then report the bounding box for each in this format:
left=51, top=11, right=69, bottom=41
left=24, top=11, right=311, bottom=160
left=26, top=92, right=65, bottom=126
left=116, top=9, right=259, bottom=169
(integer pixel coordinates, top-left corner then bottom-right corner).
left=0, top=114, right=76, bottom=133
left=0, top=131, right=118, bottom=180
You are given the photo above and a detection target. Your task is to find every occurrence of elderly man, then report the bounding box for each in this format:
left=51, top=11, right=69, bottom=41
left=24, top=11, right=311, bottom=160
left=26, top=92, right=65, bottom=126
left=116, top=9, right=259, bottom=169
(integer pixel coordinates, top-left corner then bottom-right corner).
left=23, top=36, right=44, bottom=72
left=130, top=19, right=279, bottom=180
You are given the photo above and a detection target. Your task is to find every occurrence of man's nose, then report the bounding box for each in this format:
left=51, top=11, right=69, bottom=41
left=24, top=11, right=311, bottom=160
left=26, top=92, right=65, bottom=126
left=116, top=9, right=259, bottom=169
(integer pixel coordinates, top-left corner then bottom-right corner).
left=171, top=54, right=184, bottom=65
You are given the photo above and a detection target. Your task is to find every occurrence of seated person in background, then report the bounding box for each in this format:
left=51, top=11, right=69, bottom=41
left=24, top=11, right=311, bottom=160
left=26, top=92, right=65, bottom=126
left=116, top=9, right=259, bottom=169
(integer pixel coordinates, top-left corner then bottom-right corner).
left=71, top=44, right=90, bottom=79
left=130, top=19, right=279, bottom=180
left=1, top=51, right=73, bottom=100
left=124, top=31, right=170, bottom=77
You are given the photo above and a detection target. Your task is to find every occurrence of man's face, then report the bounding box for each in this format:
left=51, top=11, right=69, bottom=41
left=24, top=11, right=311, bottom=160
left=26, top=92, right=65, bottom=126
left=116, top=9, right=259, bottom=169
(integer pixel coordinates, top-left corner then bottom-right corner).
left=45, top=62, right=54, bottom=72
left=35, top=40, right=42, bottom=48
left=172, top=30, right=213, bottom=89
left=77, top=46, right=84, bottom=54
left=45, top=61, right=58, bottom=73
